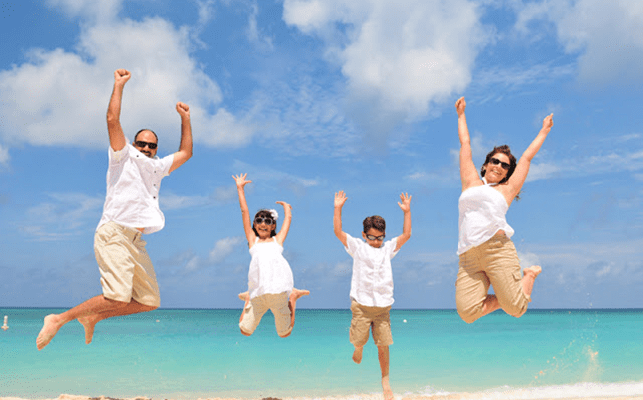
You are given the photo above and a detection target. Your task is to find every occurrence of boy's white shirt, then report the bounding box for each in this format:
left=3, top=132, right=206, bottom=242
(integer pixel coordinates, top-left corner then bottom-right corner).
left=345, top=233, right=399, bottom=308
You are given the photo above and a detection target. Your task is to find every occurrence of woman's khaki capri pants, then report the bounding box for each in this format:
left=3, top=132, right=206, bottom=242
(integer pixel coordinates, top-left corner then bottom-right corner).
left=455, top=233, right=530, bottom=323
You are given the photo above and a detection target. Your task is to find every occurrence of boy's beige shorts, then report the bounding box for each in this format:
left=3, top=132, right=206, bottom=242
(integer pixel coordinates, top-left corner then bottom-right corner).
left=94, top=221, right=161, bottom=307
left=350, top=300, right=393, bottom=347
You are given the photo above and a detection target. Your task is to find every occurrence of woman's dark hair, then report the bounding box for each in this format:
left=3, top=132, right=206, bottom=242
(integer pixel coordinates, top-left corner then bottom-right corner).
left=481, top=145, right=520, bottom=200
left=252, top=209, right=277, bottom=237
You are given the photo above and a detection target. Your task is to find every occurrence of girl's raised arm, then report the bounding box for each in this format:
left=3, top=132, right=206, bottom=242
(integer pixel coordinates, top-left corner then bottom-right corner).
left=505, top=114, right=554, bottom=202
left=274, top=201, right=292, bottom=246
left=233, top=173, right=256, bottom=246
left=456, top=97, right=481, bottom=191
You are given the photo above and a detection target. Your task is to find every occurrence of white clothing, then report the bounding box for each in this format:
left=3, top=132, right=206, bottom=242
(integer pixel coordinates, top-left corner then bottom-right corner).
left=457, top=178, right=514, bottom=255
left=248, top=237, right=294, bottom=300
left=345, top=233, right=399, bottom=308
left=97, top=142, right=174, bottom=235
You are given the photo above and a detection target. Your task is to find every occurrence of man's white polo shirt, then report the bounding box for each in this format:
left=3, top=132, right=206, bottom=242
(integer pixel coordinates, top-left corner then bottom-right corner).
left=97, top=142, right=174, bottom=234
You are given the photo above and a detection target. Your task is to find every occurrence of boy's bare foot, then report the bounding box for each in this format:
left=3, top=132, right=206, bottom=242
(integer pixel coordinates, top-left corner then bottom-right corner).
left=36, top=314, right=63, bottom=350
left=524, top=265, right=542, bottom=278
left=382, top=375, right=394, bottom=400
left=78, top=315, right=100, bottom=344
left=238, top=291, right=249, bottom=301
left=352, top=346, right=363, bottom=364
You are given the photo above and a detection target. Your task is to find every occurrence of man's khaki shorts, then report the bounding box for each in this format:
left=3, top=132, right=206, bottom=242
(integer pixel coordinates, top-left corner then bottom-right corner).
left=349, top=300, right=393, bottom=347
left=94, top=221, right=160, bottom=307
left=239, top=292, right=292, bottom=337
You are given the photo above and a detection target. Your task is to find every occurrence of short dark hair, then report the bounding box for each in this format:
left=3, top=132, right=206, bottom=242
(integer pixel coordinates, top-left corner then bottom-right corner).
left=363, top=215, right=386, bottom=233
left=252, top=209, right=277, bottom=237
left=481, top=145, right=521, bottom=200
left=133, top=129, right=158, bottom=143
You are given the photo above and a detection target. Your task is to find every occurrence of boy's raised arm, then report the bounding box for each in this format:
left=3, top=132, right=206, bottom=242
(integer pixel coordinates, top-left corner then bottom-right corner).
left=333, top=191, right=348, bottom=247
left=395, top=193, right=412, bottom=252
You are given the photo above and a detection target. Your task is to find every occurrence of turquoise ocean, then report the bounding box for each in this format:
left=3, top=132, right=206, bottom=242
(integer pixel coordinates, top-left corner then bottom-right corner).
left=1, top=308, right=643, bottom=399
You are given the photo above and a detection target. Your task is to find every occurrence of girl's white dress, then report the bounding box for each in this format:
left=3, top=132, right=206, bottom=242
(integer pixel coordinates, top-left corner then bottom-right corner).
left=247, top=237, right=294, bottom=300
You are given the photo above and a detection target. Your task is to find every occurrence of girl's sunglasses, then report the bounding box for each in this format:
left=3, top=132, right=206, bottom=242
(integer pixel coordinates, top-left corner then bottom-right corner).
left=366, top=234, right=385, bottom=241
left=490, top=157, right=510, bottom=170
left=254, top=217, right=274, bottom=225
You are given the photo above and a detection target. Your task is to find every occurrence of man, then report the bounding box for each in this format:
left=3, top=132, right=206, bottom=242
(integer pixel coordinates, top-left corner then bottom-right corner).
left=36, top=69, right=193, bottom=350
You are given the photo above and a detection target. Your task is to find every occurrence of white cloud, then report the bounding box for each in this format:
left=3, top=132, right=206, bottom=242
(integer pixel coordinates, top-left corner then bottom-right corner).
left=246, top=1, right=274, bottom=51
left=0, top=144, right=9, bottom=165
left=283, top=0, right=491, bottom=137
left=0, top=3, right=254, bottom=153
left=209, top=236, right=245, bottom=263
left=515, top=0, right=643, bottom=86
left=232, top=159, right=321, bottom=189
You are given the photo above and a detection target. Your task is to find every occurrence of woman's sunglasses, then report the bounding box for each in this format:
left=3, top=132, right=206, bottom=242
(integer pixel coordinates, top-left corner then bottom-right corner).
left=254, top=217, right=275, bottom=225
left=490, top=157, right=510, bottom=170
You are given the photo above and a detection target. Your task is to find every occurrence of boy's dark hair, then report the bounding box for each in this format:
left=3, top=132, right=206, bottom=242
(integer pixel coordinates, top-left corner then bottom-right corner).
left=363, top=215, right=386, bottom=233
left=252, top=209, right=277, bottom=237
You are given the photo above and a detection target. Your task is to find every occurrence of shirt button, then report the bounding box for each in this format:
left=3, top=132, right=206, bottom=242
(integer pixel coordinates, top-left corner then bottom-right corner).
left=153, top=196, right=156, bottom=199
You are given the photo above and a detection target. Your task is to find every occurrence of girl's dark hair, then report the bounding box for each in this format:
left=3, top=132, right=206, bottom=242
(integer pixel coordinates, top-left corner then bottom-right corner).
left=363, top=215, right=386, bottom=233
left=481, top=145, right=521, bottom=200
left=252, top=209, right=277, bottom=237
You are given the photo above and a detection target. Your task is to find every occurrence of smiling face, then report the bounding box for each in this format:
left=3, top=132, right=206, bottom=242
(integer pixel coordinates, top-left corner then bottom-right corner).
left=483, top=152, right=510, bottom=184
left=133, top=130, right=158, bottom=158
left=252, top=211, right=277, bottom=239
left=362, top=228, right=385, bottom=248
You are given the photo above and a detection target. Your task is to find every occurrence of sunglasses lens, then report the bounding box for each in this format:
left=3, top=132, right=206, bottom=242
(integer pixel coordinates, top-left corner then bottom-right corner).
left=135, top=141, right=157, bottom=149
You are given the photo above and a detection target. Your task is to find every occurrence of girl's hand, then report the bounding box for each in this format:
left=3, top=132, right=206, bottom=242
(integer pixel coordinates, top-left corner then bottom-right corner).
left=334, top=191, right=348, bottom=208
left=455, top=97, right=466, bottom=116
left=398, top=192, right=412, bottom=212
left=232, top=173, right=252, bottom=189
left=275, top=201, right=291, bottom=211
left=542, top=114, right=554, bottom=131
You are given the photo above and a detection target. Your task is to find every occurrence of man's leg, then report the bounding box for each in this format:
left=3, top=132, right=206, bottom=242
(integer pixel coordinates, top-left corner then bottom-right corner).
left=378, top=345, right=393, bottom=400
left=78, top=299, right=157, bottom=344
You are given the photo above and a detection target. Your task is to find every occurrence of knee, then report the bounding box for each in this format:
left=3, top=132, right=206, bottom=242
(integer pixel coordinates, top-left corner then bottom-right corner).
left=457, top=304, right=481, bottom=324
left=506, top=305, right=527, bottom=319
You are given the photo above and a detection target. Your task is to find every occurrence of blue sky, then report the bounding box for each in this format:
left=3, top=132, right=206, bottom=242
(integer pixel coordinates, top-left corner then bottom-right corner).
left=0, top=0, right=641, bottom=309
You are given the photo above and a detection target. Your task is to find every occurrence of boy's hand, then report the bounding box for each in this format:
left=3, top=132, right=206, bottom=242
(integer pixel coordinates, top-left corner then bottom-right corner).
left=398, top=192, right=412, bottom=212
left=334, top=191, right=348, bottom=208
left=232, top=173, right=251, bottom=189
left=542, top=113, right=554, bottom=131
left=114, top=69, right=131, bottom=86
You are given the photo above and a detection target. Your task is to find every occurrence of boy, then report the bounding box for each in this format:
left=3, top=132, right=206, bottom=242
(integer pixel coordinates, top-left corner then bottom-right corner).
left=333, top=190, right=412, bottom=400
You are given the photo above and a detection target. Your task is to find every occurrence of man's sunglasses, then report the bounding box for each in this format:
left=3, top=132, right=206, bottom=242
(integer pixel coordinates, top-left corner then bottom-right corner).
left=490, top=157, right=510, bottom=170
left=134, top=140, right=158, bottom=150
left=254, top=217, right=275, bottom=225
left=366, top=234, right=385, bottom=241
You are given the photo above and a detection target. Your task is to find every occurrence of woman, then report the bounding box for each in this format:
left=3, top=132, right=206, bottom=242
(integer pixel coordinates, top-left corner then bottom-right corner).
left=454, top=97, right=553, bottom=323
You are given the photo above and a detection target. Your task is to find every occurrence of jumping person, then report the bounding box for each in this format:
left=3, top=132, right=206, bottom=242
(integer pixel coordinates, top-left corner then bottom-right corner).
left=36, top=69, right=193, bottom=350
left=454, top=96, right=553, bottom=323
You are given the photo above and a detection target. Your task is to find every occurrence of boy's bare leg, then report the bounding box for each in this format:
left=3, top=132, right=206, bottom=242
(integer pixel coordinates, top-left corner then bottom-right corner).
left=522, top=265, right=542, bottom=298
left=77, top=299, right=157, bottom=344
left=352, top=345, right=363, bottom=364
left=378, top=345, right=393, bottom=400
left=37, top=295, right=130, bottom=350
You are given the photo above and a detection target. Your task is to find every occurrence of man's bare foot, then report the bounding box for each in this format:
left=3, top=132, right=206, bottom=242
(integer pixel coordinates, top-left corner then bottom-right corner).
left=352, top=346, right=363, bottom=364
left=238, top=291, right=249, bottom=301
left=290, top=288, right=310, bottom=301
left=382, top=375, right=394, bottom=400
left=36, top=314, right=63, bottom=350
left=524, top=265, right=542, bottom=278
left=78, top=315, right=100, bottom=344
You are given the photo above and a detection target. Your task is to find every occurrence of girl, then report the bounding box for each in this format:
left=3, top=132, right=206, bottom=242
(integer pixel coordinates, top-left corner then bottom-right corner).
left=454, top=97, right=553, bottom=323
left=233, top=173, right=309, bottom=337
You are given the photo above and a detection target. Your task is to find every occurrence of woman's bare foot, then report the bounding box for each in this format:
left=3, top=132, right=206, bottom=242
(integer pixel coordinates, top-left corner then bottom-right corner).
left=291, top=288, right=310, bottom=301
left=524, top=265, right=542, bottom=278
left=352, top=346, right=363, bottom=364
left=77, top=315, right=100, bottom=344
left=36, top=314, right=63, bottom=350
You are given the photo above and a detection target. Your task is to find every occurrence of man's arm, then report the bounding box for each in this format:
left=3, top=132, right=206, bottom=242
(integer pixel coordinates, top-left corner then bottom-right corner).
left=106, top=69, right=131, bottom=152
left=333, top=191, right=348, bottom=247
left=169, top=102, right=193, bottom=173
left=394, top=193, right=412, bottom=252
